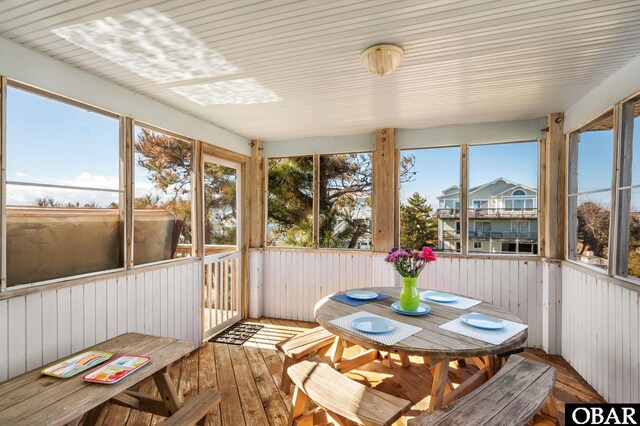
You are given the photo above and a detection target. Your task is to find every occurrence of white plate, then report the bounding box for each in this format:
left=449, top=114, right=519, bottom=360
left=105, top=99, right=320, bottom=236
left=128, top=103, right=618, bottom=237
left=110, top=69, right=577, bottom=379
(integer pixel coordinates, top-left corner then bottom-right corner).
left=424, top=291, right=458, bottom=303
left=346, top=290, right=378, bottom=300
left=351, top=316, right=395, bottom=334
left=460, top=313, right=506, bottom=330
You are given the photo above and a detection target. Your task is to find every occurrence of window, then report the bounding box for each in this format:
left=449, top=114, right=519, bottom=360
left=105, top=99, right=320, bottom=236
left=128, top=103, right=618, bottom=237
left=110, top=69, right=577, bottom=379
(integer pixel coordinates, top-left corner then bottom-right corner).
left=568, top=111, right=614, bottom=270
left=266, top=157, right=313, bottom=247
left=473, top=241, right=483, bottom=249
left=5, top=84, right=122, bottom=286
left=319, top=153, right=372, bottom=249
left=134, top=125, right=193, bottom=265
left=616, top=97, right=640, bottom=279
left=468, top=141, right=539, bottom=255
left=203, top=159, right=238, bottom=252
left=400, top=146, right=461, bottom=252
left=472, top=200, right=488, bottom=209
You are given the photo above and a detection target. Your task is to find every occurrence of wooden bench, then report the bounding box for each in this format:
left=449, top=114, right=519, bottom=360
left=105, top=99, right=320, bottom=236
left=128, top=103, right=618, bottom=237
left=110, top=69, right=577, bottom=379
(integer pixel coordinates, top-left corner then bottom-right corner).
left=162, top=388, right=221, bottom=426
left=287, top=357, right=412, bottom=426
left=409, top=355, right=558, bottom=426
left=276, top=326, right=336, bottom=394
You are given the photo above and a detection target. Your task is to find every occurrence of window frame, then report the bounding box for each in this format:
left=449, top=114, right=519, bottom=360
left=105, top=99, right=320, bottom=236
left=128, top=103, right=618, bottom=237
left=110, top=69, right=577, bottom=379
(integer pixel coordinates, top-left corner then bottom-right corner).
left=264, top=151, right=374, bottom=252
left=566, top=108, right=617, bottom=275
left=0, top=78, right=204, bottom=293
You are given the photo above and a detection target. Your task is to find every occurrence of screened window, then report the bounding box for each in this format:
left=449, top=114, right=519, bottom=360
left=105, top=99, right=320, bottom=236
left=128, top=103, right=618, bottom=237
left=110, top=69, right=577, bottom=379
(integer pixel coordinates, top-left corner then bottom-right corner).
left=5, top=84, right=122, bottom=286
left=616, top=97, right=640, bottom=279
left=400, top=147, right=460, bottom=252
left=266, top=157, right=313, bottom=247
left=468, top=141, right=539, bottom=255
left=133, top=125, right=193, bottom=265
left=319, top=153, right=372, bottom=250
left=568, top=111, right=614, bottom=270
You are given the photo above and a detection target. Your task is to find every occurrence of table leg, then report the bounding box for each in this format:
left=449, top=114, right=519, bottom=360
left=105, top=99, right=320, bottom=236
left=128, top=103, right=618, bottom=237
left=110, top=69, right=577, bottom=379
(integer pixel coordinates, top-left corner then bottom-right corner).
left=428, top=359, right=450, bottom=411
left=153, top=366, right=182, bottom=416
left=82, top=402, right=108, bottom=425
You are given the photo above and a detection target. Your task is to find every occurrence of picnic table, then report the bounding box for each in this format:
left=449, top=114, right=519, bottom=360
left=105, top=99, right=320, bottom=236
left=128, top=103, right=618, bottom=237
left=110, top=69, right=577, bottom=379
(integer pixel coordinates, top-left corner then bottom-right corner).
left=0, top=333, right=200, bottom=426
left=314, top=287, right=528, bottom=410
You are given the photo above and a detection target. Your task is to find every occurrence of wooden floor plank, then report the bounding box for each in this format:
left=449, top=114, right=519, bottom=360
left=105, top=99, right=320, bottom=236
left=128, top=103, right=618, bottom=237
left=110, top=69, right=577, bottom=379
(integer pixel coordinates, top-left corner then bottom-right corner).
left=95, top=318, right=604, bottom=426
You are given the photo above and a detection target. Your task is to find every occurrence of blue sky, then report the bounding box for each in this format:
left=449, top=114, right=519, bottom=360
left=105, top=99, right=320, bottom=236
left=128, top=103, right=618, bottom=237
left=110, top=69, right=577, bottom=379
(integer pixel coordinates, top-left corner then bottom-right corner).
left=6, top=83, right=640, bottom=211
left=401, top=141, right=539, bottom=210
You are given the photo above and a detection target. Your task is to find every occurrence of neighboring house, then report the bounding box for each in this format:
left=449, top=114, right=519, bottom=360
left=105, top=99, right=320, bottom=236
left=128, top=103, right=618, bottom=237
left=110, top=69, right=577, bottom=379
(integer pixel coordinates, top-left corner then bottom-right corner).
left=334, top=194, right=372, bottom=249
left=436, top=178, right=538, bottom=254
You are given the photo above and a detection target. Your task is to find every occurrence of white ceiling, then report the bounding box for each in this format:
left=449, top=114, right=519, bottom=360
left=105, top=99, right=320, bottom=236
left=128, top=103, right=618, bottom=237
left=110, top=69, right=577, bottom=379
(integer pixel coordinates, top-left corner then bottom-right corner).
left=1, top=0, right=639, bottom=141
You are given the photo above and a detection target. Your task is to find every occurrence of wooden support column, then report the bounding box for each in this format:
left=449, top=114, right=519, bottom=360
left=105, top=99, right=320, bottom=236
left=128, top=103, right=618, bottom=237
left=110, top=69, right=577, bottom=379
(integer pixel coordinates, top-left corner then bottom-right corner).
left=543, top=113, right=565, bottom=259
left=122, top=116, right=134, bottom=269
left=0, top=77, right=6, bottom=291
left=372, top=129, right=396, bottom=252
left=542, top=113, right=565, bottom=355
left=247, top=140, right=264, bottom=318
left=248, top=140, right=265, bottom=248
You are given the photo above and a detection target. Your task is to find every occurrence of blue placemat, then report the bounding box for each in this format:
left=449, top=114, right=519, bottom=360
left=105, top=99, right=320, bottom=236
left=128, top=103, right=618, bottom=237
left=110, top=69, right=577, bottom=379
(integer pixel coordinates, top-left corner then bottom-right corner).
left=330, top=292, right=390, bottom=307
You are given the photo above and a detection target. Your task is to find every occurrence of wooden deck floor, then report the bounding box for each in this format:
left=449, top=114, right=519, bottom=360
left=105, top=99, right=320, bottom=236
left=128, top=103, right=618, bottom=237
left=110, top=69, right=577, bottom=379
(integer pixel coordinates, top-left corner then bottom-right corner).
left=97, top=318, right=605, bottom=426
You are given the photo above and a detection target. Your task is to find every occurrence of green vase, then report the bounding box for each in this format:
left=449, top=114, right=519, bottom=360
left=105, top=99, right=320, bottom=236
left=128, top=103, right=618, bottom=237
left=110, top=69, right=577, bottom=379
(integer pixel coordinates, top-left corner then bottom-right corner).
left=399, top=276, right=420, bottom=311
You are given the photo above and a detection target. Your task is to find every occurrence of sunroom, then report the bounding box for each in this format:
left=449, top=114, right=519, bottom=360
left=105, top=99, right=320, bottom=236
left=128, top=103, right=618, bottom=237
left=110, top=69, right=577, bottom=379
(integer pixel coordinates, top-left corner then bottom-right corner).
left=0, top=1, right=638, bottom=425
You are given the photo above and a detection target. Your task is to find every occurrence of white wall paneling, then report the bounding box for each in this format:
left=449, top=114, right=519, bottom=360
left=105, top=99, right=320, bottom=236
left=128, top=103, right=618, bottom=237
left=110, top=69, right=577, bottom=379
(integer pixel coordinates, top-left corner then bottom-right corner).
left=254, top=250, right=543, bottom=347
left=0, top=260, right=202, bottom=381
left=562, top=263, right=640, bottom=403
left=542, top=260, right=562, bottom=355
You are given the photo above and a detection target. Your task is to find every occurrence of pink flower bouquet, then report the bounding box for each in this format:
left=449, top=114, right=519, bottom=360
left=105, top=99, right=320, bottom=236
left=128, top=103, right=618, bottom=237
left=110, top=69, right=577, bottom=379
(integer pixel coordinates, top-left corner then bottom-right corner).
left=384, top=246, right=437, bottom=278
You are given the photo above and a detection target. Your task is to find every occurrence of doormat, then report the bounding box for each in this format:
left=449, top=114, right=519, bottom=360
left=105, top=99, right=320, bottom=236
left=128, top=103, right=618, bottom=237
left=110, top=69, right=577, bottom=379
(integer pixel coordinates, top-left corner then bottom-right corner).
left=209, top=323, right=264, bottom=345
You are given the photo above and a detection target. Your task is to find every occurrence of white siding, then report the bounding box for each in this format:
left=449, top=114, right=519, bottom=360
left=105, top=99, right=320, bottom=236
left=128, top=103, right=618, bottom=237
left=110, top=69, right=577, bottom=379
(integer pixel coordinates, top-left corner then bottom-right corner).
left=0, top=260, right=201, bottom=381
left=256, top=250, right=543, bottom=347
left=562, top=263, right=640, bottom=403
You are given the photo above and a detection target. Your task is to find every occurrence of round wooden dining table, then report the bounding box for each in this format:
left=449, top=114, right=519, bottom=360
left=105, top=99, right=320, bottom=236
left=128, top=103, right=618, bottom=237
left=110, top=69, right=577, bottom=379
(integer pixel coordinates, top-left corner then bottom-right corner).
left=314, top=286, right=527, bottom=410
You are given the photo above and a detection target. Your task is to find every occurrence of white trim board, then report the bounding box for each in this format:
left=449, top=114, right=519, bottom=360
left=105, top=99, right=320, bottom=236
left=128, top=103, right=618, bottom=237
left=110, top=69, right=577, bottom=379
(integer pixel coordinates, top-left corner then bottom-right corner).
left=565, top=53, right=640, bottom=132
left=263, top=133, right=375, bottom=158
left=0, top=36, right=250, bottom=156
left=396, top=119, right=546, bottom=149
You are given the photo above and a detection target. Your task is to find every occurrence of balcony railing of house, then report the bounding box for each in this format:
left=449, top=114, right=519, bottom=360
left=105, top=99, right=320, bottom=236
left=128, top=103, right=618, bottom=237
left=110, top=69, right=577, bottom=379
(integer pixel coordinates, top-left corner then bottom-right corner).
left=436, top=208, right=537, bottom=219
left=469, top=231, right=538, bottom=241
left=441, top=230, right=537, bottom=241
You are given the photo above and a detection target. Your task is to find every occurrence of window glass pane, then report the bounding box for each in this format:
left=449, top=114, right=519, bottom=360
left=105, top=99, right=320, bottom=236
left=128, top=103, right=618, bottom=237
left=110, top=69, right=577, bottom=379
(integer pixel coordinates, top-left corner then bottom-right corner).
left=633, top=103, right=640, bottom=185
left=627, top=188, right=640, bottom=278
left=134, top=126, right=193, bottom=265
left=267, top=157, right=313, bottom=247
left=468, top=141, right=538, bottom=255
left=204, top=162, right=237, bottom=253
left=400, top=147, right=459, bottom=252
left=574, top=192, right=611, bottom=270
left=577, top=112, right=614, bottom=192
left=6, top=85, right=121, bottom=286
left=319, top=153, right=372, bottom=249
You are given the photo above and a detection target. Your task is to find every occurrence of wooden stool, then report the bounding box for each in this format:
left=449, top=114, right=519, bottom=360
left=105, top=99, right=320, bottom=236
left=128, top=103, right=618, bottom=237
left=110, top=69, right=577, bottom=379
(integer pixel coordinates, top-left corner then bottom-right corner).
left=409, top=355, right=558, bottom=426
left=276, top=326, right=336, bottom=394
left=288, top=357, right=412, bottom=426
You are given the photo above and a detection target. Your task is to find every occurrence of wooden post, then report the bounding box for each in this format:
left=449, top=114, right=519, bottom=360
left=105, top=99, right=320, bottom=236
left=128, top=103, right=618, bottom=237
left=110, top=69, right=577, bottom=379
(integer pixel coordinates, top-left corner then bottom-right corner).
left=543, top=113, right=565, bottom=259
left=122, top=116, right=134, bottom=269
left=615, top=100, right=635, bottom=276
left=372, top=129, right=396, bottom=252
left=542, top=113, right=565, bottom=355
left=248, top=140, right=265, bottom=248
left=0, top=77, right=6, bottom=291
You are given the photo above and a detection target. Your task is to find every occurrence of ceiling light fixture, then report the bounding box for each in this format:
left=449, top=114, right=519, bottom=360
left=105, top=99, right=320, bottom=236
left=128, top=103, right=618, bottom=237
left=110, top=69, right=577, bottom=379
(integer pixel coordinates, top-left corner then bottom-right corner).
left=361, top=44, right=404, bottom=76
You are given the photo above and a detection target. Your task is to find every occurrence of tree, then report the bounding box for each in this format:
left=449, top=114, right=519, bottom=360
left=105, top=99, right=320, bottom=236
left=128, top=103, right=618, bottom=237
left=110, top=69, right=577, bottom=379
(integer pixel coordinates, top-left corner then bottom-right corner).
left=267, top=154, right=415, bottom=249
left=135, top=128, right=239, bottom=247
left=399, top=192, right=438, bottom=248
left=576, top=201, right=610, bottom=258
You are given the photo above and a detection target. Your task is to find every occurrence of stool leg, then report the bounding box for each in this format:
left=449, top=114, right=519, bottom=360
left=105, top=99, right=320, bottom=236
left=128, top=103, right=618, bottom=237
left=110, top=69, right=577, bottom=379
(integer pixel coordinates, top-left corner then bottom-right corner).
left=280, top=356, right=294, bottom=394
left=288, top=386, right=310, bottom=426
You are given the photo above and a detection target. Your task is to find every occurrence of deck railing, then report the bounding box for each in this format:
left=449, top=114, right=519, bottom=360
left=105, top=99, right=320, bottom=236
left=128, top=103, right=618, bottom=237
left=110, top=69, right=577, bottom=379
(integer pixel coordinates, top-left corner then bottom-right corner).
left=442, top=230, right=537, bottom=241
left=437, top=208, right=537, bottom=219
left=203, top=250, right=241, bottom=338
